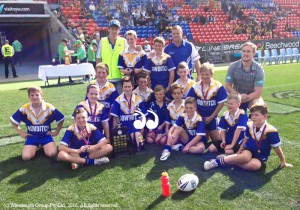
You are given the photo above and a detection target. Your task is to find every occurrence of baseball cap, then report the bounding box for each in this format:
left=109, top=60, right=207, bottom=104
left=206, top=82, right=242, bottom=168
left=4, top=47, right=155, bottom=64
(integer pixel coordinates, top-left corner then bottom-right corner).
left=109, top=19, right=121, bottom=28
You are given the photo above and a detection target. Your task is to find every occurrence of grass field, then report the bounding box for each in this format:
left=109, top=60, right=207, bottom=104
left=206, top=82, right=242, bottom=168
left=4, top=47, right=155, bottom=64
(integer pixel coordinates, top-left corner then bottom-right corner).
left=0, top=63, right=299, bottom=209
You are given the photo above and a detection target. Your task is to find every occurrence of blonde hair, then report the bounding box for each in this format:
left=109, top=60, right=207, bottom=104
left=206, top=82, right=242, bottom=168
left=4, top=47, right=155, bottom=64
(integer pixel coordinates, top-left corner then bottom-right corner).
left=96, top=62, right=109, bottom=74
left=227, top=94, right=241, bottom=103
left=178, top=61, right=189, bottom=70
left=86, top=84, right=100, bottom=94
left=153, top=37, right=165, bottom=46
left=185, top=97, right=196, bottom=106
left=200, top=62, right=214, bottom=74
left=27, top=86, right=43, bottom=96
left=125, top=30, right=137, bottom=39
left=242, top=41, right=257, bottom=53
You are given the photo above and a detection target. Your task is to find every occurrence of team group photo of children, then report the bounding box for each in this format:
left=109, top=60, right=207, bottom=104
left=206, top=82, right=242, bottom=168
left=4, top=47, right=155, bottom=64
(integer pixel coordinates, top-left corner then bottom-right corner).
left=10, top=22, right=293, bottom=174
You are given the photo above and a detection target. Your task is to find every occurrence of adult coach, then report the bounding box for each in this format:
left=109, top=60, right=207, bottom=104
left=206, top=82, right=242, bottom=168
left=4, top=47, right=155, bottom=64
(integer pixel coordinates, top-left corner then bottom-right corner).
left=164, top=25, right=201, bottom=81
left=97, top=19, right=127, bottom=93
left=1, top=40, right=17, bottom=78
left=225, top=42, right=264, bottom=111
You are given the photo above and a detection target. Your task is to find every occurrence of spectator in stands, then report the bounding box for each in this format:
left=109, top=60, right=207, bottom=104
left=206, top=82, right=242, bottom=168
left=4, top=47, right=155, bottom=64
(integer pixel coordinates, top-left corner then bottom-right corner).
left=143, top=41, right=151, bottom=57
left=225, top=42, right=264, bottom=112
left=199, top=15, right=207, bottom=25
left=184, top=15, right=192, bottom=23
left=123, top=0, right=128, bottom=14
left=208, top=13, right=215, bottom=23
left=97, top=20, right=127, bottom=93
left=164, top=25, right=201, bottom=81
left=193, top=15, right=200, bottom=23
left=89, top=2, right=95, bottom=12
left=77, top=29, right=86, bottom=44
left=173, top=13, right=179, bottom=22
left=106, top=13, right=113, bottom=23
left=114, top=8, right=121, bottom=20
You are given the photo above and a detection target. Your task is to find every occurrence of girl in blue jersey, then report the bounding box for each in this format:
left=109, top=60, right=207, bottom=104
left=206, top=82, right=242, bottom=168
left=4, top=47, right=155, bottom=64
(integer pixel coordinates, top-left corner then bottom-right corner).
left=187, top=62, right=227, bottom=142
left=76, top=84, right=109, bottom=141
left=144, top=37, right=175, bottom=92
left=10, top=87, right=64, bottom=161
left=146, top=85, right=168, bottom=145
left=207, top=94, right=248, bottom=155
left=58, top=108, right=112, bottom=170
left=204, top=104, right=293, bottom=171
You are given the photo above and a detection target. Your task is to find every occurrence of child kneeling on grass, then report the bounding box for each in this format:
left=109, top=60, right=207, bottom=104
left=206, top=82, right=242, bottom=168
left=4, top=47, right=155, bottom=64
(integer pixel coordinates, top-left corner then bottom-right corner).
left=207, top=94, right=248, bottom=155
left=160, top=97, right=206, bottom=161
left=204, top=104, right=293, bottom=171
left=58, top=108, right=112, bottom=170
left=11, top=86, right=64, bottom=161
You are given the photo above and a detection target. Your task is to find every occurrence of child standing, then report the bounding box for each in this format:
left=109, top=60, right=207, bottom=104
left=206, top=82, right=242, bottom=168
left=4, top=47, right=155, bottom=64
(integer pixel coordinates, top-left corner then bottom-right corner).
left=204, top=104, right=293, bottom=171
left=207, top=94, right=248, bottom=155
left=10, top=87, right=64, bottom=161
left=58, top=108, right=112, bottom=170
left=160, top=97, right=206, bottom=161
left=187, top=62, right=227, bottom=142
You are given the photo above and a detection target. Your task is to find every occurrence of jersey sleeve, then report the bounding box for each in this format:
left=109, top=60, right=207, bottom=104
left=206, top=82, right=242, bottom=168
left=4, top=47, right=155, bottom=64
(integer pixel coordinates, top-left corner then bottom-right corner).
left=191, top=43, right=200, bottom=61
left=135, top=52, right=147, bottom=68
left=52, top=108, right=65, bottom=124
left=197, top=120, right=206, bottom=136
left=226, top=64, right=235, bottom=84
left=218, top=116, right=227, bottom=131
left=174, top=116, right=184, bottom=127
left=118, top=53, right=126, bottom=69
left=167, top=57, right=176, bottom=71
left=254, top=67, right=265, bottom=87
left=60, top=129, right=73, bottom=147
left=245, top=125, right=250, bottom=139
left=92, top=128, right=106, bottom=144
left=110, top=100, right=120, bottom=118
left=165, top=108, right=171, bottom=124
left=143, top=58, right=152, bottom=72
left=187, top=86, right=196, bottom=98
left=100, top=107, right=109, bottom=122
left=10, top=109, right=23, bottom=125
left=237, top=113, right=248, bottom=130
left=268, top=131, right=282, bottom=147
left=217, top=85, right=228, bottom=104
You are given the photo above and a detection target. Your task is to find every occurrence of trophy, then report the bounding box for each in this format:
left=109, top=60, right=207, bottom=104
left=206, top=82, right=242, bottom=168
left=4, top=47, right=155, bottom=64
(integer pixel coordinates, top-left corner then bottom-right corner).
left=110, top=118, right=129, bottom=157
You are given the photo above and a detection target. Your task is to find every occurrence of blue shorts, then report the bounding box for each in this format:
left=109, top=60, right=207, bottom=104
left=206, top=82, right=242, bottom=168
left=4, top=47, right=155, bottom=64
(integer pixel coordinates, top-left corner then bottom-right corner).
left=204, top=117, right=219, bottom=131
left=80, top=151, right=89, bottom=158
left=25, top=135, right=54, bottom=146
left=183, top=134, right=207, bottom=144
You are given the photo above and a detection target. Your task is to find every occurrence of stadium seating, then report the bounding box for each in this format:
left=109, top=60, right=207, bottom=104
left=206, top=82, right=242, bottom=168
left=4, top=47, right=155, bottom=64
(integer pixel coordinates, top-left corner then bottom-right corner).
left=292, top=48, right=300, bottom=62
left=270, top=49, right=280, bottom=65
left=279, top=48, right=287, bottom=64
left=263, top=50, right=271, bottom=65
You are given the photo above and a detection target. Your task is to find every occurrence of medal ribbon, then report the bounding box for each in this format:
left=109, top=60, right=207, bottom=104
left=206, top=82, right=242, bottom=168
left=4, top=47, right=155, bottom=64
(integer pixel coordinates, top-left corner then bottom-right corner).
left=253, top=124, right=267, bottom=151
left=88, top=101, right=97, bottom=122
left=201, top=82, right=209, bottom=100
left=76, top=125, right=90, bottom=145
left=124, top=94, right=132, bottom=112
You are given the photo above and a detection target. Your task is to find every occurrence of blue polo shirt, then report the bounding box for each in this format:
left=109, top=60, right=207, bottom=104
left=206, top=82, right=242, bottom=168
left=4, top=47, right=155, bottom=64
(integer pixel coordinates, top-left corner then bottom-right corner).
left=164, top=40, right=200, bottom=80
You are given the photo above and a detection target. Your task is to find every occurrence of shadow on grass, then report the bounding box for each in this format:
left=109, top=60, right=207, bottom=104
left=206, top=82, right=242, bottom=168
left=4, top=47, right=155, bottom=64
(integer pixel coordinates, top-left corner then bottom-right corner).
left=0, top=149, right=108, bottom=193
left=219, top=165, right=281, bottom=200
left=145, top=195, right=167, bottom=210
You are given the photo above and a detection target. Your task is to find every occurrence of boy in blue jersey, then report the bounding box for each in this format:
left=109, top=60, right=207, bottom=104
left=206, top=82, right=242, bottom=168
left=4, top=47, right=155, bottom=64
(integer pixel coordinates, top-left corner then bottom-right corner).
left=146, top=85, right=168, bottom=145
left=144, top=37, right=175, bottom=92
left=58, top=108, right=112, bottom=170
left=76, top=84, right=109, bottom=141
left=207, top=94, right=248, bottom=155
left=10, top=87, right=64, bottom=161
left=91, top=63, right=119, bottom=114
left=204, top=104, right=293, bottom=171
left=133, top=72, right=153, bottom=105
left=187, top=62, right=227, bottom=142
left=166, top=61, right=196, bottom=101
left=118, top=30, right=146, bottom=83
left=110, top=76, right=148, bottom=152
left=160, top=97, right=206, bottom=161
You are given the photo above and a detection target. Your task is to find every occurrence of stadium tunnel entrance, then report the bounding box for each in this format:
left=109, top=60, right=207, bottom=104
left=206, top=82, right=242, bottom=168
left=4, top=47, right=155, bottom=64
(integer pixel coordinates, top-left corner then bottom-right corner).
left=0, top=16, right=51, bottom=63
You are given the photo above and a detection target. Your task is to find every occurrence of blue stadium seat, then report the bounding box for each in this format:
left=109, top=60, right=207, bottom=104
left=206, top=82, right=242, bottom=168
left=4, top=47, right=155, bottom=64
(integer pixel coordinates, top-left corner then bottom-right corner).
left=292, top=48, right=300, bottom=62
left=263, top=50, right=271, bottom=65
left=279, top=48, right=287, bottom=64
left=270, top=49, right=280, bottom=65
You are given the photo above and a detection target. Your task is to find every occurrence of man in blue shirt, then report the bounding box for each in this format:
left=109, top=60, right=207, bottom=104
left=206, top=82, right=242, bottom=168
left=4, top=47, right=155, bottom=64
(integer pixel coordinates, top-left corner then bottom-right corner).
left=164, top=25, right=201, bottom=81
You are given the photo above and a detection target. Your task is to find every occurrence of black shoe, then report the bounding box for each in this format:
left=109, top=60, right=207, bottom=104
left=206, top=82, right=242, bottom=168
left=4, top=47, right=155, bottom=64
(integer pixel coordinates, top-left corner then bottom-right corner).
left=69, top=79, right=74, bottom=83
left=13, top=75, right=18, bottom=78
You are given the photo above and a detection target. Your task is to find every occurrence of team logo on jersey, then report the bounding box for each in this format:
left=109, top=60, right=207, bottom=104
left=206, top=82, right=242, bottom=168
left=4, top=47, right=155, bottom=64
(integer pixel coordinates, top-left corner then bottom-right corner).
left=133, top=109, right=159, bottom=130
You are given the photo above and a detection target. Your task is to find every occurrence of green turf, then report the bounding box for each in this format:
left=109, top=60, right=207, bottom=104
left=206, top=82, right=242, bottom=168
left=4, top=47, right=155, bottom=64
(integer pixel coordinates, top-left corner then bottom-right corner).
left=0, top=63, right=299, bottom=209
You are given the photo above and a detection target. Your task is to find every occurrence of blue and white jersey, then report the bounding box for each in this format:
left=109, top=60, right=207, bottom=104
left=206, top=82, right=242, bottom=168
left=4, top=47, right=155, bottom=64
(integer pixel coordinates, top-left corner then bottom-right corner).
left=164, top=40, right=200, bottom=80
left=218, top=109, right=248, bottom=144
left=148, top=101, right=168, bottom=131
left=244, top=121, right=281, bottom=162
left=90, top=80, right=119, bottom=111
left=174, top=112, right=206, bottom=142
left=75, top=100, right=108, bottom=130
left=118, top=48, right=146, bottom=70
left=10, top=101, right=64, bottom=139
left=165, top=100, right=185, bottom=126
left=166, top=79, right=196, bottom=101
left=143, top=53, right=176, bottom=90
left=110, top=93, right=147, bottom=133
left=187, top=79, right=227, bottom=117
left=60, top=123, right=105, bottom=149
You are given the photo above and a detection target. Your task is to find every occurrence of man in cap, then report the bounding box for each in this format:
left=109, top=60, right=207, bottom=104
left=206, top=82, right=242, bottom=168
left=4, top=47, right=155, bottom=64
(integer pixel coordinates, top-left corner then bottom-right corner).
left=96, top=19, right=127, bottom=93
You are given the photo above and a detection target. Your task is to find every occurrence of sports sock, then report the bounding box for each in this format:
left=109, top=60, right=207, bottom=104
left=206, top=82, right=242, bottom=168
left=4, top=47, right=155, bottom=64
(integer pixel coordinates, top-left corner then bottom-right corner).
left=86, top=158, right=95, bottom=165
left=163, top=145, right=171, bottom=152
left=216, top=157, right=226, bottom=167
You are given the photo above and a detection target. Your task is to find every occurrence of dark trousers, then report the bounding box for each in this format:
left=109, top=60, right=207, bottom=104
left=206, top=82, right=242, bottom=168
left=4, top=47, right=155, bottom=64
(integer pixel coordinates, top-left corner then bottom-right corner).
left=14, top=52, right=22, bottom=65
left=4, top=56, right=17, bottom=78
